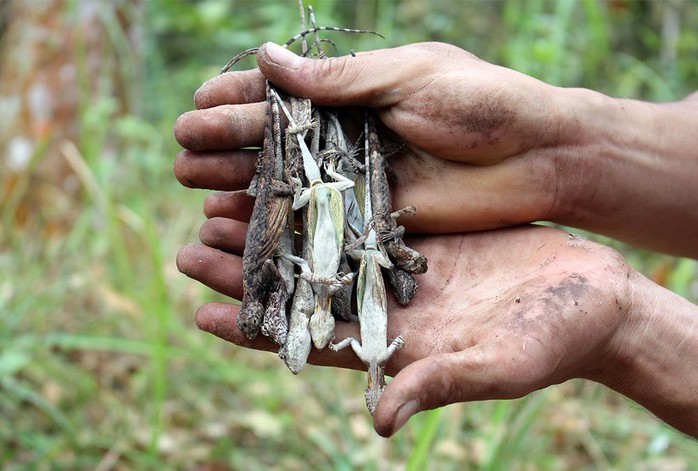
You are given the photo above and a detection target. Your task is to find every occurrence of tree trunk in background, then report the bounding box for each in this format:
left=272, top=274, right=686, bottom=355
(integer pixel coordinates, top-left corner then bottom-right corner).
left=0, top=0, right=143, bottom=239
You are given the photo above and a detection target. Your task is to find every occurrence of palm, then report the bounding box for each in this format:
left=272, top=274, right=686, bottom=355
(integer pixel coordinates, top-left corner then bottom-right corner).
left=179, top=220, right=627, bottom=434
left=373, top=227, right=624, bottom=385
left=180, top=220, right=625, bottom=395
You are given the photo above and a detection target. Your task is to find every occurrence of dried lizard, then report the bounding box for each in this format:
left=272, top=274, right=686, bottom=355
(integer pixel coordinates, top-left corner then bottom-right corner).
left=273, top=91, right=355, bottom=349
left=278, top=250, right=314, bottom=373
left=330, top=115, right=404, bottom=415
left=237, top=82, right=293, bottom=340
left=322, top=111, right=365, bottom=322
left=278, top=97, right=315, bottom=373
left=260, top=89, right=298, bottom=345
left=366, top=113, right=426, bottom=304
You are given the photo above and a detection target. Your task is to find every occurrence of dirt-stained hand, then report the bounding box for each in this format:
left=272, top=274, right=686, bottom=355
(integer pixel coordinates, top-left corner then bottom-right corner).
left=173, top=42, right=698, bottom=438
left=174, top=42, right=567, bottom=233
left=177, top=190, right=632, bottom=437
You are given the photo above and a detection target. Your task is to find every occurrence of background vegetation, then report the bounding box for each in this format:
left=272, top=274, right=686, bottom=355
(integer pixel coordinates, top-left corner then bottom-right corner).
left=1, top=0, right=697, bottom=469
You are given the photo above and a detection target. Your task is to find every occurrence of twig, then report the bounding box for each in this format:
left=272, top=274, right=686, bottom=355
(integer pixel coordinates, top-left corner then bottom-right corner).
left=221, top=27, right=383, bottom=73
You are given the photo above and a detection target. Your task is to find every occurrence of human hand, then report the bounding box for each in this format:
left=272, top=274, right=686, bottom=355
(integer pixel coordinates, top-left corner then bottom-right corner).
left=176, top=187, right=636, bottom=436
left=173, top=42, right=698, bottom=436
left=174, top=42, right=698, bottom=256
left=174, top=42, right=566, bottom=234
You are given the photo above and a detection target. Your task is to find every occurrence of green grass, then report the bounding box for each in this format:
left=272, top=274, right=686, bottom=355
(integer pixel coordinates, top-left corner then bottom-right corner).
left=2, top=0, right=697, bottom=469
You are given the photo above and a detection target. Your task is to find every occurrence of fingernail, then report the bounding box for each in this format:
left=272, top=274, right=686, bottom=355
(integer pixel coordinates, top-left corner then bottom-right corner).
left=264, top=42, right=302, bottom=69
left=391, top=399, right=419, bottom=435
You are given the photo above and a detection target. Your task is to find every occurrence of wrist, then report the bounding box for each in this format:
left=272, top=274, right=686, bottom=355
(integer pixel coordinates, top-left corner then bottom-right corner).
left=547, top=88, right=698, bottom=256
left=587, top=270, right=698, bottom=437
left=545, top=87, right=639, bottom=227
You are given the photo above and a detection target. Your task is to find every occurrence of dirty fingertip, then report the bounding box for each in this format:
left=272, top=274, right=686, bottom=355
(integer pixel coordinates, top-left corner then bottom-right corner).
left=175, top=243, right=199, bottom=273
left=194, top=78, right=215, bottom=109
left=259, top=41, right=303, bottom=70
left=373, top=378, right=421, bottom=437
left=195, top=303, right=240, bottom=341
left=374, top=396, right=420, bottom=437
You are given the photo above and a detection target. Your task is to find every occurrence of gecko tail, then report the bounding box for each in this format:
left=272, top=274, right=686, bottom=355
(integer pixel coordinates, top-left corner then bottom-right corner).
left=365, top=362, right=387, bottom=416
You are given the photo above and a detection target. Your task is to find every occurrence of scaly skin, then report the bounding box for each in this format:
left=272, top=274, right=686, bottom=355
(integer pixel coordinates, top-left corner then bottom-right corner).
left=237, top=83, right=292, bottom=339
left=330, top=118, right=405, bottom=415
left=366, top=114, right=426, bottom=305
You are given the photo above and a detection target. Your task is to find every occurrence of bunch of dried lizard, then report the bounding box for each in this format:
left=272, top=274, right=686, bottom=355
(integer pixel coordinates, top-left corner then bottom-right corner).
left=227, top=4, right=427, bottom=415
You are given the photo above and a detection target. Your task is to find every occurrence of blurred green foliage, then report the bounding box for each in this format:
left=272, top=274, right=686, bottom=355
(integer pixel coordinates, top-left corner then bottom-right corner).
left=1, top=0, right=697, bottom=469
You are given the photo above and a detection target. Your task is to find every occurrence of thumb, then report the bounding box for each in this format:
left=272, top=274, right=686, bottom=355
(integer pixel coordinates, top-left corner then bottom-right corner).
left=256, top=41, right=413, bottom=108
left=372, top=345, right=527, bottom=437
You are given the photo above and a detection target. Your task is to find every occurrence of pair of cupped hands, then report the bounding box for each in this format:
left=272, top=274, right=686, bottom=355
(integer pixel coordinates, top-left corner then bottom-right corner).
left=173, top=42, right=635, bottom=437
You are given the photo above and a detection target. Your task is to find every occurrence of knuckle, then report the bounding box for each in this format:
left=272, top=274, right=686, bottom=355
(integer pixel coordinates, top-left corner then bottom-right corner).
left=311, top=57, right=356, bottom=103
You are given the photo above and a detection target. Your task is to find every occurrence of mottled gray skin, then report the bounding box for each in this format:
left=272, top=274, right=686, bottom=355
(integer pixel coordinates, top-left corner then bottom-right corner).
left=237, top=84, right=293, bottom=339
left=330, top=245, right=404, bottom=415
left=277, top=97, right=315, bottom=372
left=331, top=117, right=405, bottom=415
left=387, top=267, right=418, bottom=306
left=366, top=115, right=427, bottom=304
left=279, top=274, right=313, bottom=373
left=260, top=278, right=288, bottom=346
left=277, top=96, right=355, bottom=350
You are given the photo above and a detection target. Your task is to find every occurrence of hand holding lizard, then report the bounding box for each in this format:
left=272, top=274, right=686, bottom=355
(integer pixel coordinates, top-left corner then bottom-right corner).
left=175, top=41, right=698, bottom=257
left=174, top=42, right=698, bottom=438
left=177, top=196, right=698, bottom=438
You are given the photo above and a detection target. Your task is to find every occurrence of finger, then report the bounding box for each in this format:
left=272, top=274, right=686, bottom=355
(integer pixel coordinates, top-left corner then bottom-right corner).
left=199, top=217, right=248, bottom=255
left=372, top=343, right=535, bottom=437
left=196, top=301, right=366, bottom=371
left=203, top=191, right=254, bottom=222
left=173, top=102, right=266, bottom=151
left=202, top=192, right=302, bottom=235
left=194, top=69, right=267, bottom=109
left=174, top=150, right=258, bottom=190
left=195, top=302, right=278, bottom=352
left=176, top=244, right=243, bottom=300
left=256, top=42, right=440, bottom=108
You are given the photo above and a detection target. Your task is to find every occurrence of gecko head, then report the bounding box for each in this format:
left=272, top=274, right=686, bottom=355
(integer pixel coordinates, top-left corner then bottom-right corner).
left=279, top=335, right=312, bottom=375
left=236, top=299, right=264, bottom=339
left=364, top=362, right=387, bottom=416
